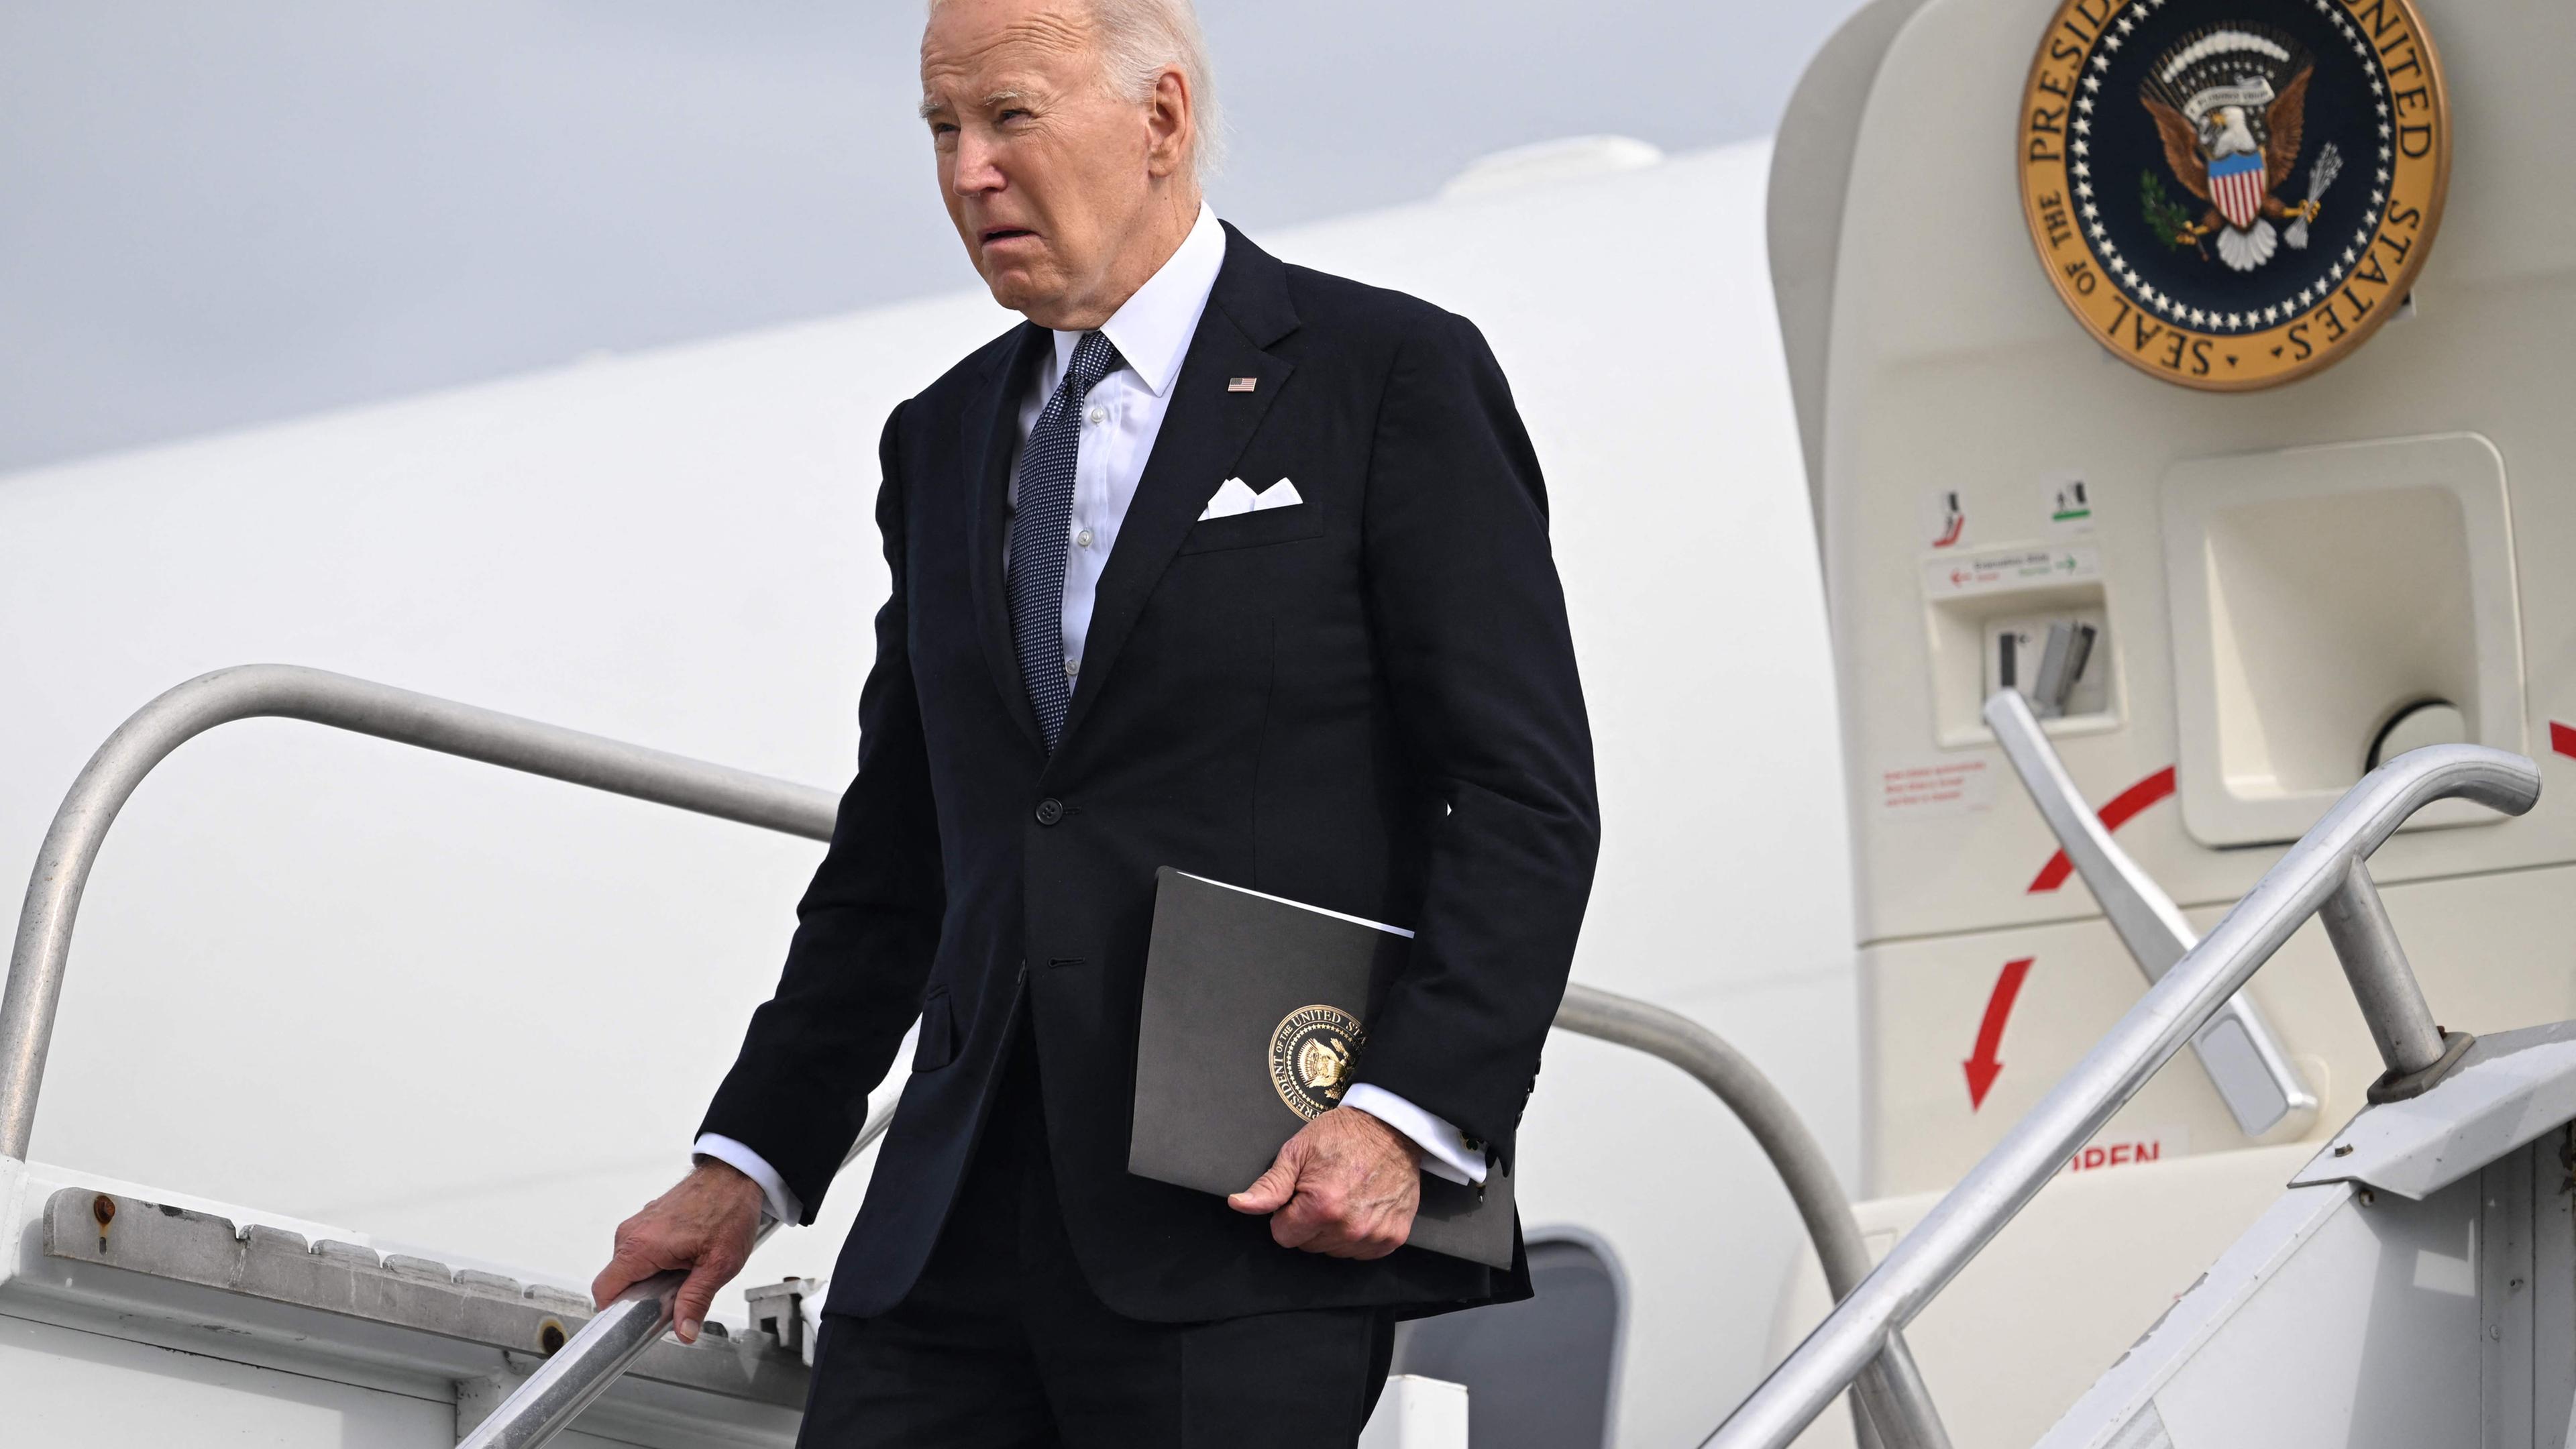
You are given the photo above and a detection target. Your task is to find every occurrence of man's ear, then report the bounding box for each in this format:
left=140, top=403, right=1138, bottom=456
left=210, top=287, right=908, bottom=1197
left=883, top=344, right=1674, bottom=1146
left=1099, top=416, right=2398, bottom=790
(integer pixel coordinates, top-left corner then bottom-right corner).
left=1143, top=67, right=1192, bottom=180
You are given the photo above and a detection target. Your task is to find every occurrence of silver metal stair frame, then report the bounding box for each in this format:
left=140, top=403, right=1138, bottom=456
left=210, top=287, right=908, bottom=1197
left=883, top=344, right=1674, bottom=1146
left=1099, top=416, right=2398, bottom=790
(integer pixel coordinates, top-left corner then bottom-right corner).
left=1703, top=690, right=2544, bottom=1449
left=0, top=664, right=1950, bottom=1449
left=1988, top=689, right=2320, bottom=1142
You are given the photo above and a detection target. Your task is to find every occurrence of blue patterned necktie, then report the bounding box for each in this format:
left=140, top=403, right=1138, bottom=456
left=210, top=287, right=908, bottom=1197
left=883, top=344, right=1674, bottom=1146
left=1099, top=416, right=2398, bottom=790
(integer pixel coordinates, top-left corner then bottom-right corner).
left=1006, top=329, right=1124, bottom=753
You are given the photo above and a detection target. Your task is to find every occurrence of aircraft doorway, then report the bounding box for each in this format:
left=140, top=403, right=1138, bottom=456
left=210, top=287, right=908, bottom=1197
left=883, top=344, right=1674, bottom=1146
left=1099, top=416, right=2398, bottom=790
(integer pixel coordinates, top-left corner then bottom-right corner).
left=1390, top=1235, right=1624, bottom=1448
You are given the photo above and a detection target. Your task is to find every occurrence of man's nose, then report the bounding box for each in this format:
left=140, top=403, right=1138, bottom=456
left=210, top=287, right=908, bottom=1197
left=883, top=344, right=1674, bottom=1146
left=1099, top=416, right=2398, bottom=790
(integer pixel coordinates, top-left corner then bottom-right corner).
left=952, top=133, right=1006, bottom=195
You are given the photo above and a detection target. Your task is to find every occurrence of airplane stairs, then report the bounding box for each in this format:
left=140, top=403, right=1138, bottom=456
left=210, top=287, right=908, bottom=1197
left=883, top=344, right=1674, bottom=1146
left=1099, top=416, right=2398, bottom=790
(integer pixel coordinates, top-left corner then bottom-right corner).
left=2039, top=1022, right=2576, bottom=1448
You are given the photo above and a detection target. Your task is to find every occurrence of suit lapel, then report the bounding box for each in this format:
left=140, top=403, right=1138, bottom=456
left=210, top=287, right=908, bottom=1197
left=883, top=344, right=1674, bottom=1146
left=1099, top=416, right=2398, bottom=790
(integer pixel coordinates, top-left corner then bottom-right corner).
left=963, top=321, right=1053, bottom=753
left=1054, top=228, right=1300, bottom=755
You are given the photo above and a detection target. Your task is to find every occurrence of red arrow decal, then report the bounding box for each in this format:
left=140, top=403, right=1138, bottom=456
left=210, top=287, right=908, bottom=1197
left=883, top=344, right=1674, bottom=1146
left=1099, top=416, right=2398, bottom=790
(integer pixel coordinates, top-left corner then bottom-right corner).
left=1965, top=958, right=2034, bottom=1110
left=2553, top=720, right=2575, bottom=759
left=2028, top=767, right=2178, bottom=893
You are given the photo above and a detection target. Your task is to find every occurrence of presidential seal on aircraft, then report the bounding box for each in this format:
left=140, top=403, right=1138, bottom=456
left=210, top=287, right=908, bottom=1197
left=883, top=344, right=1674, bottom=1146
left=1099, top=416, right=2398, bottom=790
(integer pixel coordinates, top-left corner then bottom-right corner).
left=2017, top=0, right=2449, bottom=389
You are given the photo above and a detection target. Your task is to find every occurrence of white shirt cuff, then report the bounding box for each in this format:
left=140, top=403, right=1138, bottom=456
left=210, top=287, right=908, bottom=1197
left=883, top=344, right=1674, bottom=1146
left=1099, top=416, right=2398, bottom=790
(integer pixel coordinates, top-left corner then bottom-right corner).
left=1340, top=1084, right=1489, bottom=1186
left=692, top=1133, right=803, bottom=1225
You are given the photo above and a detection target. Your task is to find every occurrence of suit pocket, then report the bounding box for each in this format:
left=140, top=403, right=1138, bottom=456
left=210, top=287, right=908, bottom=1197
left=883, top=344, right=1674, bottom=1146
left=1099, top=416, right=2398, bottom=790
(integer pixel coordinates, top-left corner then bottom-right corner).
left=911, top=987, right=957, bottom=1072
left=1177, top=504, right=1325, bottom=555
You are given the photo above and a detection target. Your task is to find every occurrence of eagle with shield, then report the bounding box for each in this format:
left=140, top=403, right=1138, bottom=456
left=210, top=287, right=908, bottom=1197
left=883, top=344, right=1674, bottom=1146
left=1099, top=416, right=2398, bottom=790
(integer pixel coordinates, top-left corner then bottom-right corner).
left=2139, top=25, right=2336, bottom=272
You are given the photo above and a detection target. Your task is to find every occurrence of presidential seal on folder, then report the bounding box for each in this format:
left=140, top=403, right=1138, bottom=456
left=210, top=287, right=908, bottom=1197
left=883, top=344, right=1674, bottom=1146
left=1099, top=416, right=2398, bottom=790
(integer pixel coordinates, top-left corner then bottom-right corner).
left=1270, top=1002, right=1366, bottom=1120
left=1128, top=867, right=1515, bottom=1269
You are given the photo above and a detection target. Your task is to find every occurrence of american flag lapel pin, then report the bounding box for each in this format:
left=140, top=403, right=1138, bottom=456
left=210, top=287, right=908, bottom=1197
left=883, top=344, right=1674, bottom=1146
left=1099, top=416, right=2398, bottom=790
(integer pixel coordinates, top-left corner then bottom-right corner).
left=1227, top=376, right=1257, bottom=392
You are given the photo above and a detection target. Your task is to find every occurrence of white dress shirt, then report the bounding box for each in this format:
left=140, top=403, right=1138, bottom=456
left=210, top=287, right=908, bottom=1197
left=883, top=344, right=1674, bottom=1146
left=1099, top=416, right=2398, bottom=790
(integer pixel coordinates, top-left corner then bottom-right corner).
left=695, top=204, right=1483, bottom=1225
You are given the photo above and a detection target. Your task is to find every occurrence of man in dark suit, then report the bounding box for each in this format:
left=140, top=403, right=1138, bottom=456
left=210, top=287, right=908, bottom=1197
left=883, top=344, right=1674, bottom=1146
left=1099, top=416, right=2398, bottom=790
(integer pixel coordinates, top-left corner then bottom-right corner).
left=592, top=0, right=1598, bottom=1442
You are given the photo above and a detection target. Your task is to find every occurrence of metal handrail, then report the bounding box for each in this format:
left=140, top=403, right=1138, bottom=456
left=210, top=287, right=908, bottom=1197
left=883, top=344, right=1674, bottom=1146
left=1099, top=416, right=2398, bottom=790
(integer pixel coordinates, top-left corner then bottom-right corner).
left=1984, top=690, right=2318, bottom=1140
left=1556, top=986, right=1951, bottom=1449
left=3, top=664, right=1946, bottom=1448
left=1, top=663, right=840, bottom=1159
left=1704, top=742, right=2542, bottom=1449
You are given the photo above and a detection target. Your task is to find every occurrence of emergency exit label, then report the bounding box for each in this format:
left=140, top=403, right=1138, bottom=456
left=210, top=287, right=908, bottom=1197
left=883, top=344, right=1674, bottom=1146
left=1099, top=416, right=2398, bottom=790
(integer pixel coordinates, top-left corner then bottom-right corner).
left=1922, top=544, right=2100, bottom=599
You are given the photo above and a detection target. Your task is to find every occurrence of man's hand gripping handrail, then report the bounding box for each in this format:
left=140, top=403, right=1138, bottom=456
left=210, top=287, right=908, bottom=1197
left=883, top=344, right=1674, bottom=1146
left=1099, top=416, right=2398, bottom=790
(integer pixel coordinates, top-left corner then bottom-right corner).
left=1702, top=741, right=2542, bottom=1449
left=455, top=1101, right=898, bottom=1449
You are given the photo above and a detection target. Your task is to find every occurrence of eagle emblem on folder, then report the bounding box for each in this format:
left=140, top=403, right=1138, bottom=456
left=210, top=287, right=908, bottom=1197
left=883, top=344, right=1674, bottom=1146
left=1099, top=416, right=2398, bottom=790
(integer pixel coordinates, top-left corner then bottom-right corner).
left=1270, top=1004, right=1366, bottom=1120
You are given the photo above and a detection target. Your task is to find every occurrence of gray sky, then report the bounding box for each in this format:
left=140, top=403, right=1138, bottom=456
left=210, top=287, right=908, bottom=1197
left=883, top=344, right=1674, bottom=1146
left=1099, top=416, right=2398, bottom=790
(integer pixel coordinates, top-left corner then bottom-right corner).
left=0, top=1, right=1862, bottom=474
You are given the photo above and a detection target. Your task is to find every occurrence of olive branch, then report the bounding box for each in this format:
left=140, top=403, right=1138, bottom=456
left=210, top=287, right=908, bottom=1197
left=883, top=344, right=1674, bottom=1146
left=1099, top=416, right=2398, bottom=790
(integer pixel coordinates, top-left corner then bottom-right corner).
left=2140, top=170, right=2201, bottom=255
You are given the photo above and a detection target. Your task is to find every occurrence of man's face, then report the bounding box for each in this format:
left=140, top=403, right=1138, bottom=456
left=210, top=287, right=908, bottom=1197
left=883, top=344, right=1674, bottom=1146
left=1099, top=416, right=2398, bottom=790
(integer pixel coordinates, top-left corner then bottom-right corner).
left=922, top=0, right=1165, bottom=323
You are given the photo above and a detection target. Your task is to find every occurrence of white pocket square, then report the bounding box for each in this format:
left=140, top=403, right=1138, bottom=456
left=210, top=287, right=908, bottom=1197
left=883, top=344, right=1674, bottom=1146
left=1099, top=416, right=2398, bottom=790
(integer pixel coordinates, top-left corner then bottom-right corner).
left=1199, top=477, right=1303, bottom=521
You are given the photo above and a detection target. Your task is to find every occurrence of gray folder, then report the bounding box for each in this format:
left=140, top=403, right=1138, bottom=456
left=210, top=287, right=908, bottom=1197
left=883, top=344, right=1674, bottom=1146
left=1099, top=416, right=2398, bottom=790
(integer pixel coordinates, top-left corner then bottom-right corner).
left=1128, top=867, right=1515, bottom=1269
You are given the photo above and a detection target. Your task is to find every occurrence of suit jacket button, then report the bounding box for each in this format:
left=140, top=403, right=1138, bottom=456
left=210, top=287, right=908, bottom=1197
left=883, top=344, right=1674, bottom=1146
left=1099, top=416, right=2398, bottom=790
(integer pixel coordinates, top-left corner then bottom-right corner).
left=1034, top=798, right=1066, bottom=826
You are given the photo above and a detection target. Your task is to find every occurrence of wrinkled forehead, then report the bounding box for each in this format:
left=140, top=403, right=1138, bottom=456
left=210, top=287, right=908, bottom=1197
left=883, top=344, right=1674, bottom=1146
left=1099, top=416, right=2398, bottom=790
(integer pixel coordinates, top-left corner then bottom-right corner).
left=919, top=1, right=1097, bottom=108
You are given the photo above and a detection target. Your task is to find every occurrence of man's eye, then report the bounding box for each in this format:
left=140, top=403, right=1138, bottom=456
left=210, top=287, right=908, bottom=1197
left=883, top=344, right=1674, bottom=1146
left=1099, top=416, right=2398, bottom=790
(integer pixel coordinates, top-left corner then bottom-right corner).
left=998, top=108, right=1032, bottom=125
left=929, top=121, right=958, bottom=139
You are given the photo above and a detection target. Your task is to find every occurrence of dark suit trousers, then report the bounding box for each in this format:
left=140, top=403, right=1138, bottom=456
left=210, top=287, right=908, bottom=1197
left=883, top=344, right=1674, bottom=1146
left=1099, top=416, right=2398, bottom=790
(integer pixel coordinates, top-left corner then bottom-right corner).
left=796, top=1016, right=1396, bottom=1448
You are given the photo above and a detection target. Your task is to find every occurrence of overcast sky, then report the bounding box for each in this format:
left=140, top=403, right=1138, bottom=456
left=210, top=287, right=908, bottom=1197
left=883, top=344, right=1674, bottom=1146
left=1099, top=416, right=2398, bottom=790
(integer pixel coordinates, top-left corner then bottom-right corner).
left=0, top=2, right=1864, bottom=474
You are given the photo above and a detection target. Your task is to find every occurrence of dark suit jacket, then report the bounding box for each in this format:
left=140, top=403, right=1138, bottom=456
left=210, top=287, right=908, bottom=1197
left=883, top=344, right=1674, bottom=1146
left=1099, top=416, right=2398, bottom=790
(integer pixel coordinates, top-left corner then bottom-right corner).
left=700, top=224, right=1600, bottom=1323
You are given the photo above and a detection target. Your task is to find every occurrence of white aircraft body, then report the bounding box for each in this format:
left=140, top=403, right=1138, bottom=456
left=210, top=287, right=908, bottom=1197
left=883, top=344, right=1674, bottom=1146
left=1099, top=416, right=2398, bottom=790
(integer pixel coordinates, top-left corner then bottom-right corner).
left=0, top=135, right=1841, bottom=1446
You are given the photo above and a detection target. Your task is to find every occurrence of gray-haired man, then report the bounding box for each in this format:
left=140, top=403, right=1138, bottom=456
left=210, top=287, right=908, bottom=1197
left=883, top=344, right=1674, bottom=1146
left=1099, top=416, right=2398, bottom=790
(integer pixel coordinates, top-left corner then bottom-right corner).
left=590, top=0, right=1599, bottom=1442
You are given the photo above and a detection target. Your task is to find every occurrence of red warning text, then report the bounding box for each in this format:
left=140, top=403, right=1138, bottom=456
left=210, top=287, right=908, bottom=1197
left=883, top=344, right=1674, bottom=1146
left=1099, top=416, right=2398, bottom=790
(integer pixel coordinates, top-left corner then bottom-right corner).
left=2064, top=1140, right=2164, bottom=1175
